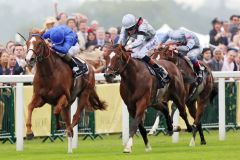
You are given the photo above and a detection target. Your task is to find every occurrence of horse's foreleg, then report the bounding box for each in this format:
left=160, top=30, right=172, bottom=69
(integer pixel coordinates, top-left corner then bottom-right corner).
left=124, top=98, right=147, bottom=153
left=26, top=95, right=45, bottom=139
left=71, top=91, right=90, bottom=128
left=54, top=95, right=69, bottom=130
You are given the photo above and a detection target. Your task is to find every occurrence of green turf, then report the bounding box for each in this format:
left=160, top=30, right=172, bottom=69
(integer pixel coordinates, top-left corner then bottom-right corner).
left=0, top=131, right=239, bottom=160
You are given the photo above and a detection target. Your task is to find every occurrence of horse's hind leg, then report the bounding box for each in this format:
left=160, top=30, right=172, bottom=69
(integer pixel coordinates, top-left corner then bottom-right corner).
left=172, top=97, right=192, bottom=132
left=138, top=122, right=151, bottom=152
left=26, top=94, right=45, bottom=139
left=195, top=99, right=207, bottom=145
left=152, top=102, right=173, bottom=135
left=71, top=90, right=90, bottom=128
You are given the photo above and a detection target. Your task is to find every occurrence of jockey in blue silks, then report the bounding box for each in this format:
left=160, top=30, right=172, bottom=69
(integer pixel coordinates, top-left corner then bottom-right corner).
left=42, top=25, right=87, bottom=78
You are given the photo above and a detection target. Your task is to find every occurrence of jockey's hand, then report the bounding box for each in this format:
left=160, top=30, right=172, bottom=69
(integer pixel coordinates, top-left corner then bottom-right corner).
left=125, top=45, right=132, bottom=52
left=169, top=45, right=176, bottom=51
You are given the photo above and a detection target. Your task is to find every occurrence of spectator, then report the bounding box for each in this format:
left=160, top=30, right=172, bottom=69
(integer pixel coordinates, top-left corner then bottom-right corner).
left=105, top=31, right=111, bottom=43
left=57, top=12, right=68, bottom=25
left=232, top=26, right=240, bottom=48
left=208, top=48, right=224, bottom=71
left=43, top=17, right=57, bottom=31
left=229, top=15, right=239, bottom=40
left=8, top=54, right=25, bottom=75
left=78, top=21, right=88, bottom=40
left=96, top=27, right=106, bottom=47
left=0, top=44, right=5, bottom=53
left=85, top=30, right=97, bottom=49
left=13, top=43, right=26, bottom=67
left=77, top=22, right=88, bottom=51
left=90, top=20, right=99, bottom=32
left=66, top=16, right=77, bottom=32
left=222, top=21, right=232, bottom=42
left=0, top=51, right=10, bottom=75
left=6, top=41, right=15, bottom=54
left=108, top=27, right=119, bottom=44
left=202, top=48, right=212, bottom=64
left=221, top=48, right=238, bottom=71
left=217, top=44, right=228, bottom=56
left=235, top=51, right=240, bottom=71
left=209, top=18, right=228, bottom=46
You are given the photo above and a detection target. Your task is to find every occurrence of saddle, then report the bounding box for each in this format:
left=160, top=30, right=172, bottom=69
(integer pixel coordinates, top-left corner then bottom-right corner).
left=137, top=59, right=169, bottom=89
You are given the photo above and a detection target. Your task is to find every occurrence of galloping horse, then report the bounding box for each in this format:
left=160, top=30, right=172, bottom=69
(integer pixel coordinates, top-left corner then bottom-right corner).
left=104, top=44, right=192, bottom=153
left=25, top=30, right=106, bottom=140
left=157, top=45, right=214, bottom=146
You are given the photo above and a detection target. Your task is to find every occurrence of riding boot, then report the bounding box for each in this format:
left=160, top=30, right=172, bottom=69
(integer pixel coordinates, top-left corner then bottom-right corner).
left=63, top=55, right=87, bottom=78
left=193, top=60, right=204, bottom=84
left=142, top=56, right=170, bottom=88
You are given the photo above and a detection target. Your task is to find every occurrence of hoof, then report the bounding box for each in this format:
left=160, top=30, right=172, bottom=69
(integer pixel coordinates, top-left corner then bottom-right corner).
left=145, top=144, right=152, bottom=152
left=26, top=132, right=34, bottom=140
left=167, top=130, right=173, bottom=136
left=123, top=147, right=132, bottom=153
left=189, top=137, right=195, bottom=147
left=173, top=126, right=181, bottom=132
left=201, top=140, right=207, bottom=145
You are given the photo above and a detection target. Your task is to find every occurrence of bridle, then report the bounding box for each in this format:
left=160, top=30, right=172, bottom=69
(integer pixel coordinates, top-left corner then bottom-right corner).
left=27, top=34, right=51, bottom=65
left=107, top=46, right=131, bottom=76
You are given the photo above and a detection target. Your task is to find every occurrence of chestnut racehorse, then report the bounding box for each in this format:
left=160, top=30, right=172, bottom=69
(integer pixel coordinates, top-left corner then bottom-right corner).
left=157, top=45, right=214, bottom=146
left=104, top=44, right=192, bottom=153
left=25, top=30, right=106, bottom=142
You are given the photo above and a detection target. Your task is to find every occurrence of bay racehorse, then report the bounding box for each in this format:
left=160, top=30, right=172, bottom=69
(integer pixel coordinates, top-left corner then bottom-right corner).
left=25, top=30, right=106, bottom=141
left=104, top=44, right=192, bottom=153
left=157, top=45, right=215, bottom=146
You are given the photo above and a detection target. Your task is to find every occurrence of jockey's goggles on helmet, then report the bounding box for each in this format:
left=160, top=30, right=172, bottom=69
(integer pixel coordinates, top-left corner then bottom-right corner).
left=126, top=25, right=137, bottom=32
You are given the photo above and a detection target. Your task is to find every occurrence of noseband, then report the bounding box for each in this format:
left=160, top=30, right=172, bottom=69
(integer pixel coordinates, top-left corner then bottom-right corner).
left=27, top=34, right=51, bottom=64
left=107, top=49, right=131, bottom=76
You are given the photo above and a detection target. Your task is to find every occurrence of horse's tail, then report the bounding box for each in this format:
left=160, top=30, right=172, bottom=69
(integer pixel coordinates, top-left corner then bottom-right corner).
left=89, top=88, right=107, bottom=110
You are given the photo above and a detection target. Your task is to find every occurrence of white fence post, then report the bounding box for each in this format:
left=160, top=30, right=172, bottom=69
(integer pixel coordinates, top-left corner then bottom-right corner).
left=16, top=83, right=24, bottom=151
left=219, top=78, right=226, bottom=141
left=122, top=101, right=129, bottom=145
left=71, top=98, right=78, bottom=149
left=172, top=109, right=179, bottom=143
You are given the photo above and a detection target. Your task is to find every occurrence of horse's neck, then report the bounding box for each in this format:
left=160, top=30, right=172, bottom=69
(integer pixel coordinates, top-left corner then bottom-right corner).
left=120, top=59, right=139, bottom=84
left=36, top=53, right=59, bottom=78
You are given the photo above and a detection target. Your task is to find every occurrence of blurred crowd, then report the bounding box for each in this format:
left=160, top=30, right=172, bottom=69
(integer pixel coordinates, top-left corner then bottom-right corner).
left=0, top=3, right=239, bottom=81
left=206, top=14, right=240, bottom=72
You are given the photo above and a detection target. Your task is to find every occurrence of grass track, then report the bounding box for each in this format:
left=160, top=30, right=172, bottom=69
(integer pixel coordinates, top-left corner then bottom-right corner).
left=0, top=131, right=239, bottom=160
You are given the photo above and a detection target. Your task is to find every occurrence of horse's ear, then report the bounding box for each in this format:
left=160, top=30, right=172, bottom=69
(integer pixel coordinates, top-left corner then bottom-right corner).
left=40, top=29, right=46, bottom=35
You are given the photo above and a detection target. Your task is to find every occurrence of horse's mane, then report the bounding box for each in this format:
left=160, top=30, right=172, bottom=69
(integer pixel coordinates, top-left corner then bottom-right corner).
left=29, top=28, right=45, bottom=35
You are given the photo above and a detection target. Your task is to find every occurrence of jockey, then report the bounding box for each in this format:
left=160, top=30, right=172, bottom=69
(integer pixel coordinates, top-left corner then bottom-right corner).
left=159, top=29, right=204, bottom=83
left=118, top=13, right=170, bottom=87
left=42, top=25, right=87, bottom=78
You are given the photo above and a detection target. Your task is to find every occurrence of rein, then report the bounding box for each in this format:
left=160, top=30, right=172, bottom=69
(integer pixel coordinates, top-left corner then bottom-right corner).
left=27, top=34, right=51, bottom=64
left=107, top=47, right=131, bottom=76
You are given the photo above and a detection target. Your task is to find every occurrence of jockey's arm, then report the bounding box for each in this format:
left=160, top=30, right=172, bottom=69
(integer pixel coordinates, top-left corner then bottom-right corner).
left=42, top=29, right=51, bottom=39
left=128, top=34, right=146, bottom=49
left=118, top=27, right=128, bottom=46
left=52, top=36, right=75, bottom=54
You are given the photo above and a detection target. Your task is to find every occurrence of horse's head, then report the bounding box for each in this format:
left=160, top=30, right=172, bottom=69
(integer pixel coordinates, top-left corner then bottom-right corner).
left=25, top=29, right=50, bottom=67
left=157, top=43, right=179, bottom=63
left=104, top=43, right=131, bottom=83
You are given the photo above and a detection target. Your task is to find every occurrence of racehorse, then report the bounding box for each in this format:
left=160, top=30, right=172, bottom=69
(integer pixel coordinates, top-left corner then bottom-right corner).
left=104, top=44, right=192, bottom=153
left=157, top=45, right=215, bottom=146
left=25, top=29, right=106, bottom=142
